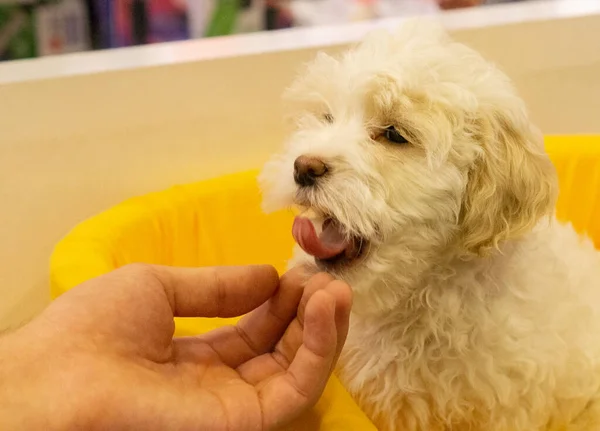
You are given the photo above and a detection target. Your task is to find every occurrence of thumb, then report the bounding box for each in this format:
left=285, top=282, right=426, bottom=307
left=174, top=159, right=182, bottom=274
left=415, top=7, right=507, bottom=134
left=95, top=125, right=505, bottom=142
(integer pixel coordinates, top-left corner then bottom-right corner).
left=149, top=264, right=280, bottom=318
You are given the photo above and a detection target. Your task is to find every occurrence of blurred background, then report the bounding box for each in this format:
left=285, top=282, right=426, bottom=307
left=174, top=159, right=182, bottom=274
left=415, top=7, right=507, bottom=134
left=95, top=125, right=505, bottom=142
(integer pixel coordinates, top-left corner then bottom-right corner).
left=0, top=0, right=523, bottom=61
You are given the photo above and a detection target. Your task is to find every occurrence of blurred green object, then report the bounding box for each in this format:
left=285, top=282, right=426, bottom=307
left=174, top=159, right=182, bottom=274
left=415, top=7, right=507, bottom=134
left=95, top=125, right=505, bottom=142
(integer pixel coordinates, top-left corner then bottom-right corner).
left=205, top=0, right=240, bottom=37
left=0, top=4, right=36, bottom=60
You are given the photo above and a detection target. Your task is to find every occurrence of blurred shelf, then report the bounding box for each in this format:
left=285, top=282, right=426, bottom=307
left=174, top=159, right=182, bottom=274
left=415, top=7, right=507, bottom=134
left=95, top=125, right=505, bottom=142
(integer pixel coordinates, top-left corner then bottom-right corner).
left=1, top=0, right=599, bottom=85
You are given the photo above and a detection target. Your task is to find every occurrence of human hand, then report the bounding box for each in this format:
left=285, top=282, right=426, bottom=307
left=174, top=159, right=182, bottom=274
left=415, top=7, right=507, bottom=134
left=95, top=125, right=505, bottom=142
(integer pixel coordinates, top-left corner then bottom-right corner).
left=0, top=264, right=352, bottom=431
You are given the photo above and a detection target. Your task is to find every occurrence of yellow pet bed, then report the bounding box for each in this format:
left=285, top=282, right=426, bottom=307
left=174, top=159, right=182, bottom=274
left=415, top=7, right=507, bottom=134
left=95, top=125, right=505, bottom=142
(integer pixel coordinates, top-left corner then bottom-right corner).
left=50, top=135, right=600, bottom=430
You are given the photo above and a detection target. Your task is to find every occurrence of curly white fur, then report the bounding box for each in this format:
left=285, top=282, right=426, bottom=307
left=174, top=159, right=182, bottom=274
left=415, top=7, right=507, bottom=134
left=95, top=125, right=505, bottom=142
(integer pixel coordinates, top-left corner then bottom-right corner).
left=260, top=20, right=600, bottom=431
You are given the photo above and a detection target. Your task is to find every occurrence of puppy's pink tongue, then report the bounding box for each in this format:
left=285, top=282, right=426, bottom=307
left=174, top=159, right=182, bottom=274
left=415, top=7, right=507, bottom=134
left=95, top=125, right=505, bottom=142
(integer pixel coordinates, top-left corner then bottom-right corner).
left=292, top=217, right=348, bottom=260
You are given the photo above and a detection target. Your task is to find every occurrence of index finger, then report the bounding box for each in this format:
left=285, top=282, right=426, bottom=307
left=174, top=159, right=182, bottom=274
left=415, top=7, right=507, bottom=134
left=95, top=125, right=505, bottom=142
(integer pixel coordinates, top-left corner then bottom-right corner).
left=150, top=265, right=280, bottom=318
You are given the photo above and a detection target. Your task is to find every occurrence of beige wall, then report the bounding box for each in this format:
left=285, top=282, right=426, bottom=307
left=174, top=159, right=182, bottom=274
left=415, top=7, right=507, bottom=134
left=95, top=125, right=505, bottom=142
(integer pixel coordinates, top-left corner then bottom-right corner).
left=1, top=4, right=599, bottom=329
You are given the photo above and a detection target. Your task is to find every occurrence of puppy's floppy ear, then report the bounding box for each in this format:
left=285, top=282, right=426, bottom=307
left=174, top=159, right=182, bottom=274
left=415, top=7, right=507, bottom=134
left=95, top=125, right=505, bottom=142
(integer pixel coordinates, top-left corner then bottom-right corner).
left=459, top=109, right=558, bottom=255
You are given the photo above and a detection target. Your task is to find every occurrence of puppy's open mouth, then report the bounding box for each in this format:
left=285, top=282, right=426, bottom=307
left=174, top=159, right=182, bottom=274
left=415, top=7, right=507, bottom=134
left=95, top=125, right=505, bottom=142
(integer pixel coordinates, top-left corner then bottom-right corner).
left=292, top=216, right=365, bottom=266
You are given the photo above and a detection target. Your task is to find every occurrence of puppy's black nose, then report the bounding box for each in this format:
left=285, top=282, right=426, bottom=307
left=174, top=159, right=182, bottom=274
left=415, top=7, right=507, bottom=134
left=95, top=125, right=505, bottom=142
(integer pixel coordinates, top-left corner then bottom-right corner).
left=294, top=155, right=328, bottom=187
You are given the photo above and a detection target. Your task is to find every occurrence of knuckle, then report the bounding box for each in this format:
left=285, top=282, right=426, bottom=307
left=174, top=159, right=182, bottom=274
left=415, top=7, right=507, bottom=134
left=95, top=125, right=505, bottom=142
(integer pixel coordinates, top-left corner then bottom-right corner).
left=120, top=262, right=154, bottom=275
left=117, top=263, right=160, bottom=285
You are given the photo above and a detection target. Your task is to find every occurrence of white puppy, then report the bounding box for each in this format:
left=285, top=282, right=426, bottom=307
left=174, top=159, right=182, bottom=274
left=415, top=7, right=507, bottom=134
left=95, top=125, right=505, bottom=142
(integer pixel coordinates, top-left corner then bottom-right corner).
left=260, top=21, right=600, bottom=431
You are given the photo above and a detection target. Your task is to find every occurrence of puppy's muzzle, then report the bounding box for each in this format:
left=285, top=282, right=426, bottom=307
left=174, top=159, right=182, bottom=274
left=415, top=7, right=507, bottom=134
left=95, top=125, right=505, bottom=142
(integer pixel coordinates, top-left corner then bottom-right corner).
left=294, top=155, right=328, bottom=187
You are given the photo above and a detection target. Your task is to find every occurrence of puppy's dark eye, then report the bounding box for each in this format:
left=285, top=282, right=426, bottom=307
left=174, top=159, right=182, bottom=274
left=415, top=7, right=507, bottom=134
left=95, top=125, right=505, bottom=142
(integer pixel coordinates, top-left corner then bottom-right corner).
left=323, top=113, right=334, bottom=123
left=384, top=126, right=408, bottom=144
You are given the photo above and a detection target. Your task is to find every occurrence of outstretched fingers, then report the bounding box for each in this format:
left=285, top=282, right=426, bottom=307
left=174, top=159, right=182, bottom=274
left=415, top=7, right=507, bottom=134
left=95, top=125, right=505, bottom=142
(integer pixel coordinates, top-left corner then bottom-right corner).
left=257, top=279, right=352, bottom=429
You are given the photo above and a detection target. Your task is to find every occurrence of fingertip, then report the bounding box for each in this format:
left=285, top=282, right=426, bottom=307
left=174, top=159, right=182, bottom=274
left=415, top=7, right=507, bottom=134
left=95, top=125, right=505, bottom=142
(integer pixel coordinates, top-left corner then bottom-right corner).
left=280, top=265, right=313, bottom=289
left=279, top=266, right=308, bottom=291
left=309, top=289, right=336, bottom=315
left=309, top=272, right=336, bottom=286
left=255, top=264, right=279, bottom=284
left=251, top=264, right=279, bottom=281
left=296, top=272, right=341, bottom=326
left=244, top=264, right=280, bottom=294
left=326, top=280, right=353, bottom=314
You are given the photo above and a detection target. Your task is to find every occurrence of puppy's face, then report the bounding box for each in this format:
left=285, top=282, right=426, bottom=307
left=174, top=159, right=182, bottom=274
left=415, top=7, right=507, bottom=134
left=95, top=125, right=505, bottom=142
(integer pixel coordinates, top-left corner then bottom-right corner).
left=260, top=22, right=557, bottom=281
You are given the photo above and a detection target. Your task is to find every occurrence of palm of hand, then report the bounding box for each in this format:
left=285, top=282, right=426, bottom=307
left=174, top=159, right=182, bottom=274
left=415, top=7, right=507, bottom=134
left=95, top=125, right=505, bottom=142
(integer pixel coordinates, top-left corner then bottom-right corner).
left=28, top=265, right=350, bottom=431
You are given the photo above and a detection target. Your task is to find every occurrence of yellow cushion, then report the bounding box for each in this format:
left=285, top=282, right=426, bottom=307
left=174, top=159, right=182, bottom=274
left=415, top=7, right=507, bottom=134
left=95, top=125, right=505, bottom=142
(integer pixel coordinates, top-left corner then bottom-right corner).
left=50, top=135, right=600, bottom=430
left=545, top=136, right=600, bottom=246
